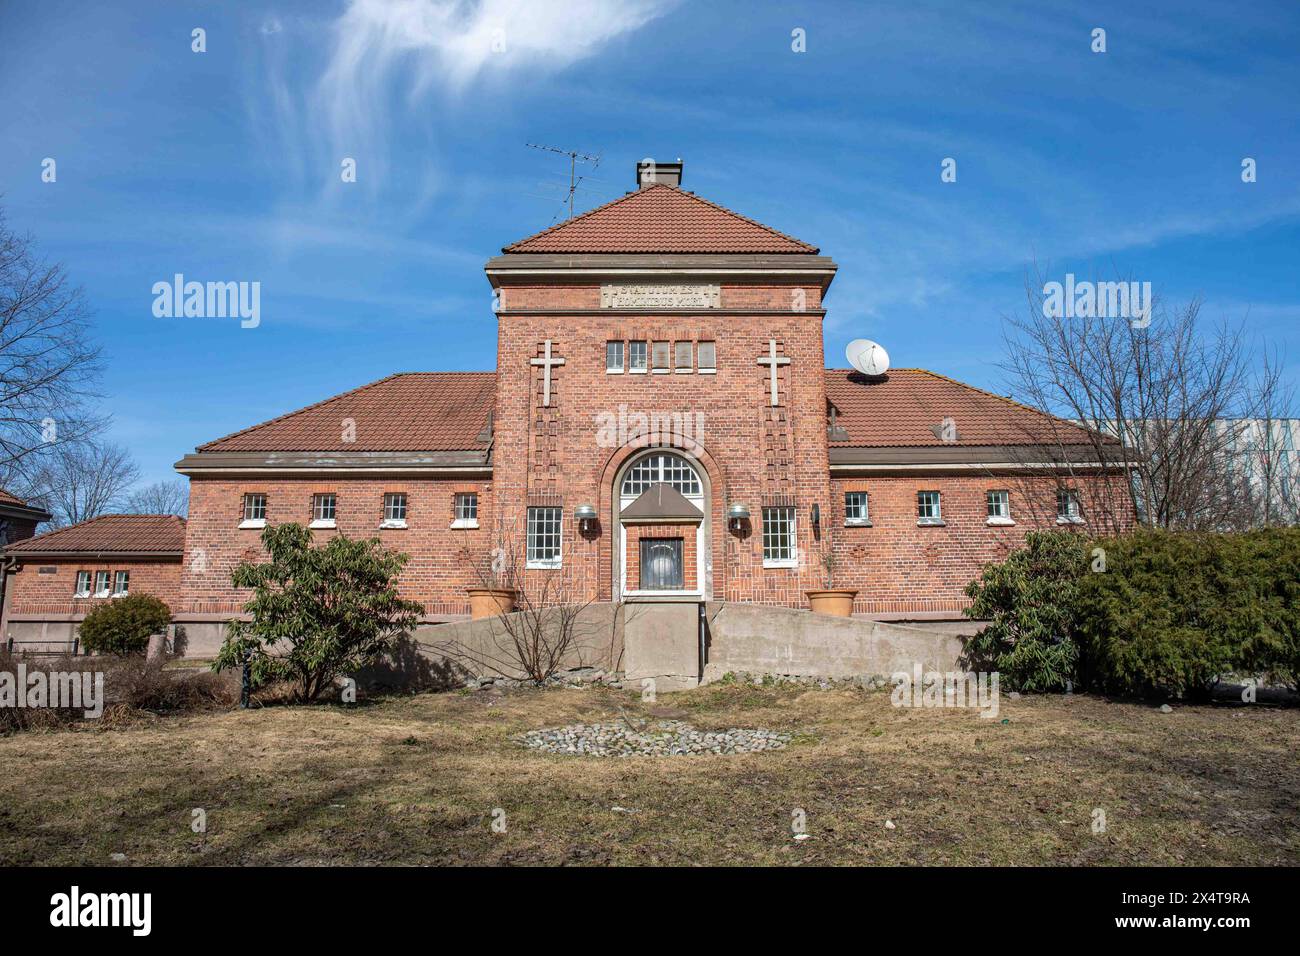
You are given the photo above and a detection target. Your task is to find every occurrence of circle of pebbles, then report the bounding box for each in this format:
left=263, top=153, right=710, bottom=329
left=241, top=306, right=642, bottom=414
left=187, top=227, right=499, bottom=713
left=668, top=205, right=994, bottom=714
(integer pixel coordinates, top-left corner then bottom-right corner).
left=518, top=719, right=792, bottom=757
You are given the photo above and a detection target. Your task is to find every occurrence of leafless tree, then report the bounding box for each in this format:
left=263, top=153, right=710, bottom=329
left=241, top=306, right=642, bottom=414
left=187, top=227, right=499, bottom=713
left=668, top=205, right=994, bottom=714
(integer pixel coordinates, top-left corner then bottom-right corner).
left=431, top=519, right=598, bottom=684
left=18, top=441, right=140, bottom=527
left=1001, top=268, right=1295, bottom=531
left=0, top=207, right=105, bottom=477
left=125, top=479, right=190, bottom=516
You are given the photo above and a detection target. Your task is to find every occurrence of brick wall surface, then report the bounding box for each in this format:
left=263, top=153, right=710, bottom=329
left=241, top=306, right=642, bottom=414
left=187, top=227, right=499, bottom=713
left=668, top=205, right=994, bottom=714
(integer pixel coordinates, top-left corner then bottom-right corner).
left=7, top=557, right=182, bottom=616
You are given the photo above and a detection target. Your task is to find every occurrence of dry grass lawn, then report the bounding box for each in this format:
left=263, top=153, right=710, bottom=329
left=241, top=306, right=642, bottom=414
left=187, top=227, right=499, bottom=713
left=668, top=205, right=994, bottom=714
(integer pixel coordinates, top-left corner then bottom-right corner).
left=1, top=682, right=1296, bottom=866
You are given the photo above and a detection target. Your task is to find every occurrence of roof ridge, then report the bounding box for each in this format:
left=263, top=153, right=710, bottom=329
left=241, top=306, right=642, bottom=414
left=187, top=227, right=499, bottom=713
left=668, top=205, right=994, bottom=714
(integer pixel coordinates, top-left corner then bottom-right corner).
left=502, top=182, right=817, bottom=254
left=194, top=373, right=408, bottom=451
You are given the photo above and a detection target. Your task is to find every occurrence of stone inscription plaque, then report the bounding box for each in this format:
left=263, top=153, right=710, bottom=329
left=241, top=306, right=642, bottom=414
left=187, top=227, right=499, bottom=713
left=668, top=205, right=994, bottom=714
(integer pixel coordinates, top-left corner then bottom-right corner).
left=599, top=284, right=721, bottom=309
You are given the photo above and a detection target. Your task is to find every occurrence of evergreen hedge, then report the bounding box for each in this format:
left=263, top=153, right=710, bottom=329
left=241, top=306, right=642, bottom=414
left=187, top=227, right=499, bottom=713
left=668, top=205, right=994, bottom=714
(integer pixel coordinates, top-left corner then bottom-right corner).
left=964, top=528, right=1300, bottom=698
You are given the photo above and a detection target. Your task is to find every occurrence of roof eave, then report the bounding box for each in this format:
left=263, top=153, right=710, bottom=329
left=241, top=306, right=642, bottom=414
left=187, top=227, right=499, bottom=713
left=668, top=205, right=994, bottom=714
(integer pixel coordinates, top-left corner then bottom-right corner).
left=175, top=449, right=493, bottom=477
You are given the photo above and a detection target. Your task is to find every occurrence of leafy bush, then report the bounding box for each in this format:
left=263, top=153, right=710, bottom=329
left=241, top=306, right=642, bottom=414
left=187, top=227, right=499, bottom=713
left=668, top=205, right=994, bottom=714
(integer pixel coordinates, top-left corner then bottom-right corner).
left=77, top=594, right=172, bottom=656
left=965, top=527, right=1300, bottom=699
left=963, top=531, right=1089, bottom=691
left=214, top=523, right=424, bottom=702
left=1078, top=529, right=1300, bottom=699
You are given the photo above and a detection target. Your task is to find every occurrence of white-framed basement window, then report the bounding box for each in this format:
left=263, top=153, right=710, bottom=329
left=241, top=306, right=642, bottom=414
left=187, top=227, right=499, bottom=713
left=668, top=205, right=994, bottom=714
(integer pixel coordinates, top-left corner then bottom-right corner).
left=73, top=571, right=91, bottom=598
left=93, top=570, right=111, bottom=598
left=452, top=492, right=479, bottom=529
left=844, top=491, right=870, bottom=526
left=526, top=506, right=562, bottom=569
left=917, top=490, right=944, bottom=526
left=311, top=493, right=337, bottom=529
left=986, top=489, right=1014, bottom=525
left=762, top=506, right=797, bottom=568
left=382, top=492, right=408, bottom=529
left=240, top=492, right=267, bottom=529
left=606, top=340, right=625, bottom=373
left=112, top=571, right=129, bottom=597
left=628, top=340, right=648, bottom=373
left=1057, top=488, right=1083, bottom=524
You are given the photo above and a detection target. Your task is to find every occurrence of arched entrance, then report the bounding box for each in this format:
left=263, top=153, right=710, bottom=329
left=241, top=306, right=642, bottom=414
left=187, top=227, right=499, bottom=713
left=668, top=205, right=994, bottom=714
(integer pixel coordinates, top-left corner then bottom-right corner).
left=612, top=450, right=711, bottom=600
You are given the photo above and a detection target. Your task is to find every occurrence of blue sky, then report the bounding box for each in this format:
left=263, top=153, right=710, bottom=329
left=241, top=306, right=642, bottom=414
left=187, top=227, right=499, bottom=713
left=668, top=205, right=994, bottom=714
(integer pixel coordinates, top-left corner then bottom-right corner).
left=2, top=0, right=1297, bottom=487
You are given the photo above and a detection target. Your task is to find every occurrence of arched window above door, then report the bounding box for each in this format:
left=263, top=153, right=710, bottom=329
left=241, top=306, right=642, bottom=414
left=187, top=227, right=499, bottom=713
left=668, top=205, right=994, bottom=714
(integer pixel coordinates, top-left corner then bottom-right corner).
left=620, top=452, right=702, bottom=497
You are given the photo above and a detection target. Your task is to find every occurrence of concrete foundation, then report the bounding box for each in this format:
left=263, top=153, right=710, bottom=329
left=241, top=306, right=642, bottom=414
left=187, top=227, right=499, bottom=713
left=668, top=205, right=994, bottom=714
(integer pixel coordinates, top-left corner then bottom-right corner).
left=622, top=600, right=701, bottom=691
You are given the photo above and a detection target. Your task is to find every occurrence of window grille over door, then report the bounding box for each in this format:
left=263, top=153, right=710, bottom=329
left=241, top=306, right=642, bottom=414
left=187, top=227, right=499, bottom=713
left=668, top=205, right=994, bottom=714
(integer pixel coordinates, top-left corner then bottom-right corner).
left=639, top=538, right=684, bottom=590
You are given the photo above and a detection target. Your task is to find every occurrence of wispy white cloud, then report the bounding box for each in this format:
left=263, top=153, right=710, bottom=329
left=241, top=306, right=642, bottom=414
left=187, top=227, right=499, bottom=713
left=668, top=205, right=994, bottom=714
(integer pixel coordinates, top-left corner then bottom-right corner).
left=250, top=0, right=676, bottom=207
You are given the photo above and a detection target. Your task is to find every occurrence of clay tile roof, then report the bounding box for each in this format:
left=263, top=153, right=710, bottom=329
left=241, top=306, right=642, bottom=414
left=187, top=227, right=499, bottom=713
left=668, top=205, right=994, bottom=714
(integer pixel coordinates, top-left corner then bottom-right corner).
left=0, top=488, right=26, bottom=506
left=503, top=183, right=818, bottom=254
left=825, top=369, right=1105, bottom=447
left=196, top=372, right=496, bottom=453
left=5, top=514, right=186, bottom=555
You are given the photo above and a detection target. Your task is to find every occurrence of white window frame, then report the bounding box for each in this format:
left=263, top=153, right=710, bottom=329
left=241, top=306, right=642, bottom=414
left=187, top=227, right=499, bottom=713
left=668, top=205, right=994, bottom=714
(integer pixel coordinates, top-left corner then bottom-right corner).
left=451, top=492, right=479, bottom=529
left=112, top=570, right=129, bottom=597
left=240, top=493, right=267, bottom=529
left=674, top=340, right=693, bottom=373
left=844, top=491, right=871, bottom=526
left=381, top=492, right=408, bottom=529
left=605, top=340, right=625, bottom=374
left=310, top=493, right=337, bottom=529
left=628, top=340, right=648, bottom=373
left=986, top=489, right=1014, bottom=526
left=526, top=506, right=562, bottom=569
left=1056, top=488, right=1083, bottom=524
left=762, top=506, right=798, bottom=568
left=917, top=490, right=944, bottom=526
left=93, top=570, right=111, bottom=598
left=697, top=341, right=716, bottom=374
left=73, top=571, right=91, bottom=598
left=651, top=340, right=671, bottom=374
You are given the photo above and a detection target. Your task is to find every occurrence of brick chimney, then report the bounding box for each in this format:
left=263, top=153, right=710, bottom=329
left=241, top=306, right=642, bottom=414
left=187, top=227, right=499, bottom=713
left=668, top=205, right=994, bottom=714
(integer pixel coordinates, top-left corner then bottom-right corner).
left=636, top=159, right=683, bottom=189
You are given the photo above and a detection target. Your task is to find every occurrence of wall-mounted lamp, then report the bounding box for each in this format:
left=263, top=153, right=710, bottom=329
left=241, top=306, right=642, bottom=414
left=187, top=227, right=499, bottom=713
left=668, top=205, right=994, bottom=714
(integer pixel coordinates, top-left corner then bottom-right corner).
left=727, top=502, right=751, bottom=532
left=810, top=503, right=821, bottom=533
left=574, top=503, right=598, bottom=532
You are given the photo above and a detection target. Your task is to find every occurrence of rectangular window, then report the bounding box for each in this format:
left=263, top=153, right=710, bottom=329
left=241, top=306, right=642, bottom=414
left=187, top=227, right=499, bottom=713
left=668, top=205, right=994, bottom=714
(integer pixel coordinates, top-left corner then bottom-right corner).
left=639, top=538, right=684, bottom=590
left=112, top=571, right=129, bottom=596
left=987, top=490, right=1010, bottom=520
left=762, top=506, right=796, bottom=567
left=1057, top=489, right=1082, bottom=522
left=312, top=493, right=336, bottom=524
left=697, top=341, right=716, bottom=372
left=241, top=494, right=266, bottom=522
left=452, top=492, right=479, bottom=528
left=844, top=491, right=870, bottom=525
left=674, top=341, right=693, bottom=372
left=383, top=492, right=407, bottom=525
left=93, top=571, right=111, bottom=598
left=652, top=340, right=671, bottom=372
left=629, top=340, right=648, bottom=372
left=73, top=571, right=91, bottom=598
left=605, top=340, right=624, bottom=373
left=526, top=506, right=562, bottom=568
left=917, top=491, right=943, bottom=524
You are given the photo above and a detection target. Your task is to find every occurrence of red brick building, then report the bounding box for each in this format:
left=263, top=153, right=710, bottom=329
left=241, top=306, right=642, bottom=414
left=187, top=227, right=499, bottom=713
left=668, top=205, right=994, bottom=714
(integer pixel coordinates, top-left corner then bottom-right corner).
left=173, top=160, right=1131, bottom=653
left=2, top=514, right=184, bottom=652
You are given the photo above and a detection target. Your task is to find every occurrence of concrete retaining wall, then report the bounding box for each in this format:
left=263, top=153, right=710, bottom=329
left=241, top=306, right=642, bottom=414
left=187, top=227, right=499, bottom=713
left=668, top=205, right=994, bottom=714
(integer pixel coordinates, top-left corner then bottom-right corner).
left=702, top=602, right=964, bottom=682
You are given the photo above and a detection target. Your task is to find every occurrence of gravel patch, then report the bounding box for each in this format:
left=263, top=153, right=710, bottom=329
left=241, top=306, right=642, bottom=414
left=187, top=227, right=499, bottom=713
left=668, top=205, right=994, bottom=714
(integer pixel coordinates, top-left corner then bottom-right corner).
left=518, top=719, right=792, bottom=757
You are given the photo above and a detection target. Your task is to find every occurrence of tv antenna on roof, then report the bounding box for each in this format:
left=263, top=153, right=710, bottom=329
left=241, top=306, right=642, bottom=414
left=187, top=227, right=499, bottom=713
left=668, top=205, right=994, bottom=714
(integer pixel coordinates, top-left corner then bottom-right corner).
left=526, top=143, right=601, bottom=220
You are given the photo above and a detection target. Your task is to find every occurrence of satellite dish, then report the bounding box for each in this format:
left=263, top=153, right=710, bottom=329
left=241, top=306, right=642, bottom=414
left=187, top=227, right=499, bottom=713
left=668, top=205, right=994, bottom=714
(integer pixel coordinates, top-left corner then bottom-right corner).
left=846, top=339, right=890, bottom=377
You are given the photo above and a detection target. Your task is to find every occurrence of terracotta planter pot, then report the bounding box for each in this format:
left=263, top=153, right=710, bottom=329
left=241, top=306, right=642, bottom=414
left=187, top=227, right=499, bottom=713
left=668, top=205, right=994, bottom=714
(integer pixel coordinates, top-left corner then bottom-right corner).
left=466, top=587, right=516, bottom=620
left=804, top=589, right=859, bottom=617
